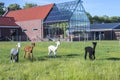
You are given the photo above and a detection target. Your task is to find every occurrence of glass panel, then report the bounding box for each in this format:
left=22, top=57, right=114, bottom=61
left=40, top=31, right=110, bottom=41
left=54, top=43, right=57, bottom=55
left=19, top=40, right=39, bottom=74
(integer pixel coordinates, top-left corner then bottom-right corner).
left=69, top=0, right=90, bottom=32
left=45, top=1, right=78, bottom=22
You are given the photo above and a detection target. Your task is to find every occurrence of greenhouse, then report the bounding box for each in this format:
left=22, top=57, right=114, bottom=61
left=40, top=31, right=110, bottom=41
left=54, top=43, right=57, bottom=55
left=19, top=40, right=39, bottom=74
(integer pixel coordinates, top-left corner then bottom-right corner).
left=44, top=0, right=90, bottom=41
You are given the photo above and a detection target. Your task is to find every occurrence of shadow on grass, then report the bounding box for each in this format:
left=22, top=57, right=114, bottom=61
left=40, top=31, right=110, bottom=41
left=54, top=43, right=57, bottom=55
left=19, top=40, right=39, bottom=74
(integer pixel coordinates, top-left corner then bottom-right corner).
left=65, top=53, right=81, bottom=58
left=98, top=57, right=120, bottom=61
left=37, top=56, right=48, bottom=61
left=36, top=53, right=81, bottom=61
left=106, top=57, right=120, bottom=61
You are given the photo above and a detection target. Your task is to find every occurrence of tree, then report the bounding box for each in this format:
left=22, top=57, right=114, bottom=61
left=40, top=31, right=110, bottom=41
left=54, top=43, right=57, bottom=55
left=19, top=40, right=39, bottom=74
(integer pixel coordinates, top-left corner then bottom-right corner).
left=92, top=15, right=100, bottom=24
left=23, top=3, right=37, bottom=9
left=86, top=12, right=93, bottom=24
left=110, top=16, right=120, bottom=23
left=0, top=2, right=5, bottom=16
left=102, top=15, right=111, bottom=23
left=8, top=4, right=21, bottom=10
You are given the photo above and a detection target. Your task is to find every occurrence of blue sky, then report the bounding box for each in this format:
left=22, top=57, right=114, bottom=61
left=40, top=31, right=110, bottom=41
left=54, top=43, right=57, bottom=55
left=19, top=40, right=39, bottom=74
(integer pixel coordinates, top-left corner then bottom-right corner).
left=0, top=0, right=120, bottom=17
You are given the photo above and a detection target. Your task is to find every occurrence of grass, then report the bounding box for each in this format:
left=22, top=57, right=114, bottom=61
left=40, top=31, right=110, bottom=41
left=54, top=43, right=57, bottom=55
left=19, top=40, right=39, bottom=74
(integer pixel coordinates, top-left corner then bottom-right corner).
left=0, top=40, right=120, bottom=80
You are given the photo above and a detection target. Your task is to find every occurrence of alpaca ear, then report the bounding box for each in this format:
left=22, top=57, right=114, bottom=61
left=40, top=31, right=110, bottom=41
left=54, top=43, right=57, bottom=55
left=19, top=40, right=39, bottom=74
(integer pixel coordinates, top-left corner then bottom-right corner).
left=16, top=43, right=21, bottom=48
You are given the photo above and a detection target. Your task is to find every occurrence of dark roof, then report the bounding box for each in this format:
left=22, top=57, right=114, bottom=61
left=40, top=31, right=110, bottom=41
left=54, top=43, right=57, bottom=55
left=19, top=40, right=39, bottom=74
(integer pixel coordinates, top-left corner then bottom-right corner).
left=0, top=17, right=18, bottom=26
left=91, top=23, right=120, bottom=29
left=6, top=4, right=54, bottom=21
left=90, top=23, right=120, bottom=31
left=114, top=25, right=120, bottom=29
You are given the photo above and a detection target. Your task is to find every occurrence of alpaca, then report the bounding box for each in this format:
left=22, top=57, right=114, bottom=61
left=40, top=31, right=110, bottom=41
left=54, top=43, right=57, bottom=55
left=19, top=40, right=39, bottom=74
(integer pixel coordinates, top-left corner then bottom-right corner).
left=84, top=42, right=97, bottom=60
left=24, top=43, right=35, bottom=60
left=10, top=42, right=21, bottom=62
left=48, top=41, right=60, bottom=57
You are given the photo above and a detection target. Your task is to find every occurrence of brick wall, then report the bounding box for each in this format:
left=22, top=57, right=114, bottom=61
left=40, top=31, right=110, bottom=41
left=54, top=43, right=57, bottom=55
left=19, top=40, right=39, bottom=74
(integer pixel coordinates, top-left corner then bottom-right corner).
left=16, top=19, right=43, bottom=41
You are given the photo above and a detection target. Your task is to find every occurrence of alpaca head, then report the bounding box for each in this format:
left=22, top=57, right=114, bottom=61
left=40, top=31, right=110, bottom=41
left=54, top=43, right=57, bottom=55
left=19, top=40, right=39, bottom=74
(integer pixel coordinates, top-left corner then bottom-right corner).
left=92, top=42, right=97, bottom=46
left=31, top=43, right=35, bottom=47
left=56, top=41, right=60, bottom=46
left=16, top=42, right=21, bottom=48
left=92, top=42, right=97, bottom=49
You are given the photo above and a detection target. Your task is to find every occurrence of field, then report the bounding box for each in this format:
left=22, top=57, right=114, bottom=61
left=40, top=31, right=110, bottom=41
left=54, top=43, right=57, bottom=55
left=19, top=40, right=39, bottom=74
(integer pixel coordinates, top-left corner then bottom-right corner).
left=0, top=40, right=120, bottom=80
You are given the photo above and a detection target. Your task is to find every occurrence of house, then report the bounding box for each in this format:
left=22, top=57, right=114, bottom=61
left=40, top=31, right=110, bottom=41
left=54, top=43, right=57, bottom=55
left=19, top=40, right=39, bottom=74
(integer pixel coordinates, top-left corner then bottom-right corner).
left=5, top=4, right=54, bottom=41
left=90, top=23, right=120, bottom=40
left=0, top=17, right=20, bottom=41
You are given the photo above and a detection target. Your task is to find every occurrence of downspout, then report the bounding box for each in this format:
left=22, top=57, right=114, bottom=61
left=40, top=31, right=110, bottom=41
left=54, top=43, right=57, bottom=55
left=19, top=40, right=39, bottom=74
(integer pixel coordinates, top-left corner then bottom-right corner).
left=41, top=19, right=43, bottom=41
left=111, top=30, right=113, bottom=40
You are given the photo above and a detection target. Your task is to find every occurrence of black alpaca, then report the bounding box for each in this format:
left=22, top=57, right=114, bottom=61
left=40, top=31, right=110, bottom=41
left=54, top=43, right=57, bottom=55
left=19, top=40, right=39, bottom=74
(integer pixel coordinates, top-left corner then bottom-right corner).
left=84, top=42, right=97, bottom=60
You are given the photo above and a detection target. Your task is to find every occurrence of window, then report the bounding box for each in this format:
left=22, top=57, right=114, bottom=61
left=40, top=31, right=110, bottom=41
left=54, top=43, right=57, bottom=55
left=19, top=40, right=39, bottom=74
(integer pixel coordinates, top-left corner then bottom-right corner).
left=33, top=29, right=38, bottom=31
left=22, top=29, right=27, bottom=32
left=10, top=29, right=17, bottom=36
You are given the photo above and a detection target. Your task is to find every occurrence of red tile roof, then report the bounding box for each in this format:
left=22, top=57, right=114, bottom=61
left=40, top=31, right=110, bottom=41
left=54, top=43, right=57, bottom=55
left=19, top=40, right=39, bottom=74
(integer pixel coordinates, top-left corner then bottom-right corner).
left=0, top=17, right=18, bottom=26
left=6, top=4, right=54, bottom=21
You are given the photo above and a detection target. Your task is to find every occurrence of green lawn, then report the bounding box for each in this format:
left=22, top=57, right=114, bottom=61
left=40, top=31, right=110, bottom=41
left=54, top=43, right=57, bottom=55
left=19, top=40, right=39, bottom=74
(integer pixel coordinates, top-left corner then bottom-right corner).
left=0, top=41, right=120, bottom=80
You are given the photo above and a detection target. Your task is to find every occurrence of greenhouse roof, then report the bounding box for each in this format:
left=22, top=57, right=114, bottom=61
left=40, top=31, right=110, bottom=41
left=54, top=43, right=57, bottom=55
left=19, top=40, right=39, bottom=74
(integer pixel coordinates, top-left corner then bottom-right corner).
left=44, top=0, right=87, bottom=23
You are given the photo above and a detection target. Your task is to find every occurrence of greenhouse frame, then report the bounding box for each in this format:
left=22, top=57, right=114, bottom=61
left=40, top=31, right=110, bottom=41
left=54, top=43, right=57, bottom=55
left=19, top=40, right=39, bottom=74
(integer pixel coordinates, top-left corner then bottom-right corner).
left=44, top=0, right=90, bottom=41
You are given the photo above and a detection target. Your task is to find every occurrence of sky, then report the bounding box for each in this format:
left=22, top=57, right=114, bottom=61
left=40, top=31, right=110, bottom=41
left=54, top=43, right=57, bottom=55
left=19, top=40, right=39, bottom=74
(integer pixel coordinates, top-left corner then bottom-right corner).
left=0, top=0, right=120, bottom=17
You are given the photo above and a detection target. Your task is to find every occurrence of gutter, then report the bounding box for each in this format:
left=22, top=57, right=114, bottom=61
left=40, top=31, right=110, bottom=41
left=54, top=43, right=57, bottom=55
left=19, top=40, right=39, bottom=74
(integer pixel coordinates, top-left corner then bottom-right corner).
left=90, top=29, right=112, bottom=31
left=0, top=26, right=20, bottom=28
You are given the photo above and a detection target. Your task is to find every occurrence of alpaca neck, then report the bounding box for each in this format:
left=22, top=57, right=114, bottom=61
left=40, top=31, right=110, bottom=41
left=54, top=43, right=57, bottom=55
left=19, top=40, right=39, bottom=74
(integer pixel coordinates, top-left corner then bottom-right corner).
left=31, top=46, right=34, bottom=50
left=55, top=44, right=59, bottom=50
left=17, top=47, right=20, bottom=53
left=93, top=45, right=96, bottom=50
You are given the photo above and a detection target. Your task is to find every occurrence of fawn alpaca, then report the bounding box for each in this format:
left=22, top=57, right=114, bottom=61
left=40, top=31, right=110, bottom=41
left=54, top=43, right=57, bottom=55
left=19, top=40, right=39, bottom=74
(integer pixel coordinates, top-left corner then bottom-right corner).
left=24, top=43, right=35, bottom=60
left=84, top=42, right=97, bottom=60
left=48, top=41, right=60, bottom=57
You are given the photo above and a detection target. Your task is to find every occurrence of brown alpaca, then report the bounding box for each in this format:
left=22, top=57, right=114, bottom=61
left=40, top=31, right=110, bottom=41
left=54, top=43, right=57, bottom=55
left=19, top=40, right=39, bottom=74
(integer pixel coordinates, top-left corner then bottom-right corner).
left=84, top=42, right=97, bottom=60
left=24, top=43, right=35, bottom=60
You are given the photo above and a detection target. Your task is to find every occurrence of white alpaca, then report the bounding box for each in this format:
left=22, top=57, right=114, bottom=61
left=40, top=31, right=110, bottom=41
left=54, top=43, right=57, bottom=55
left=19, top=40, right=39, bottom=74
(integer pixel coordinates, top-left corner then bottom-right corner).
left=48, top=41, right=60, bottom=57
left=10, top=42, right=21, bottom=62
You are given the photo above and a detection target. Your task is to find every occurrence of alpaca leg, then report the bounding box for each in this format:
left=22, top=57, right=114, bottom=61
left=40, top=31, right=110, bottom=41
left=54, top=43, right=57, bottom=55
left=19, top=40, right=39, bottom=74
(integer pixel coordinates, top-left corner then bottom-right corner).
left=84, top=50, right=87, bottom=60
left=92, top=51, right=95, bottom=60
left=49, top=51, right=52, bottom=57
left=89, top=53, right=92, bottom=60
left=28, top=53, right=31, bottom=58
left=16, top=53, right=19, bottom=62
left=14, top=55, right=18, bottom=62
left=30, top=53, right=33, bottom=61
left=48, top=49, right=50, bottom=55
left=10, top=55, right=13, bottom=62
left=24, top=52, right=26, bottom=58
left=13, top=55, right=16, bottom=62
left=54, top=51, right=56, bottom=58
left=48, top=49, right=52, bottom=57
